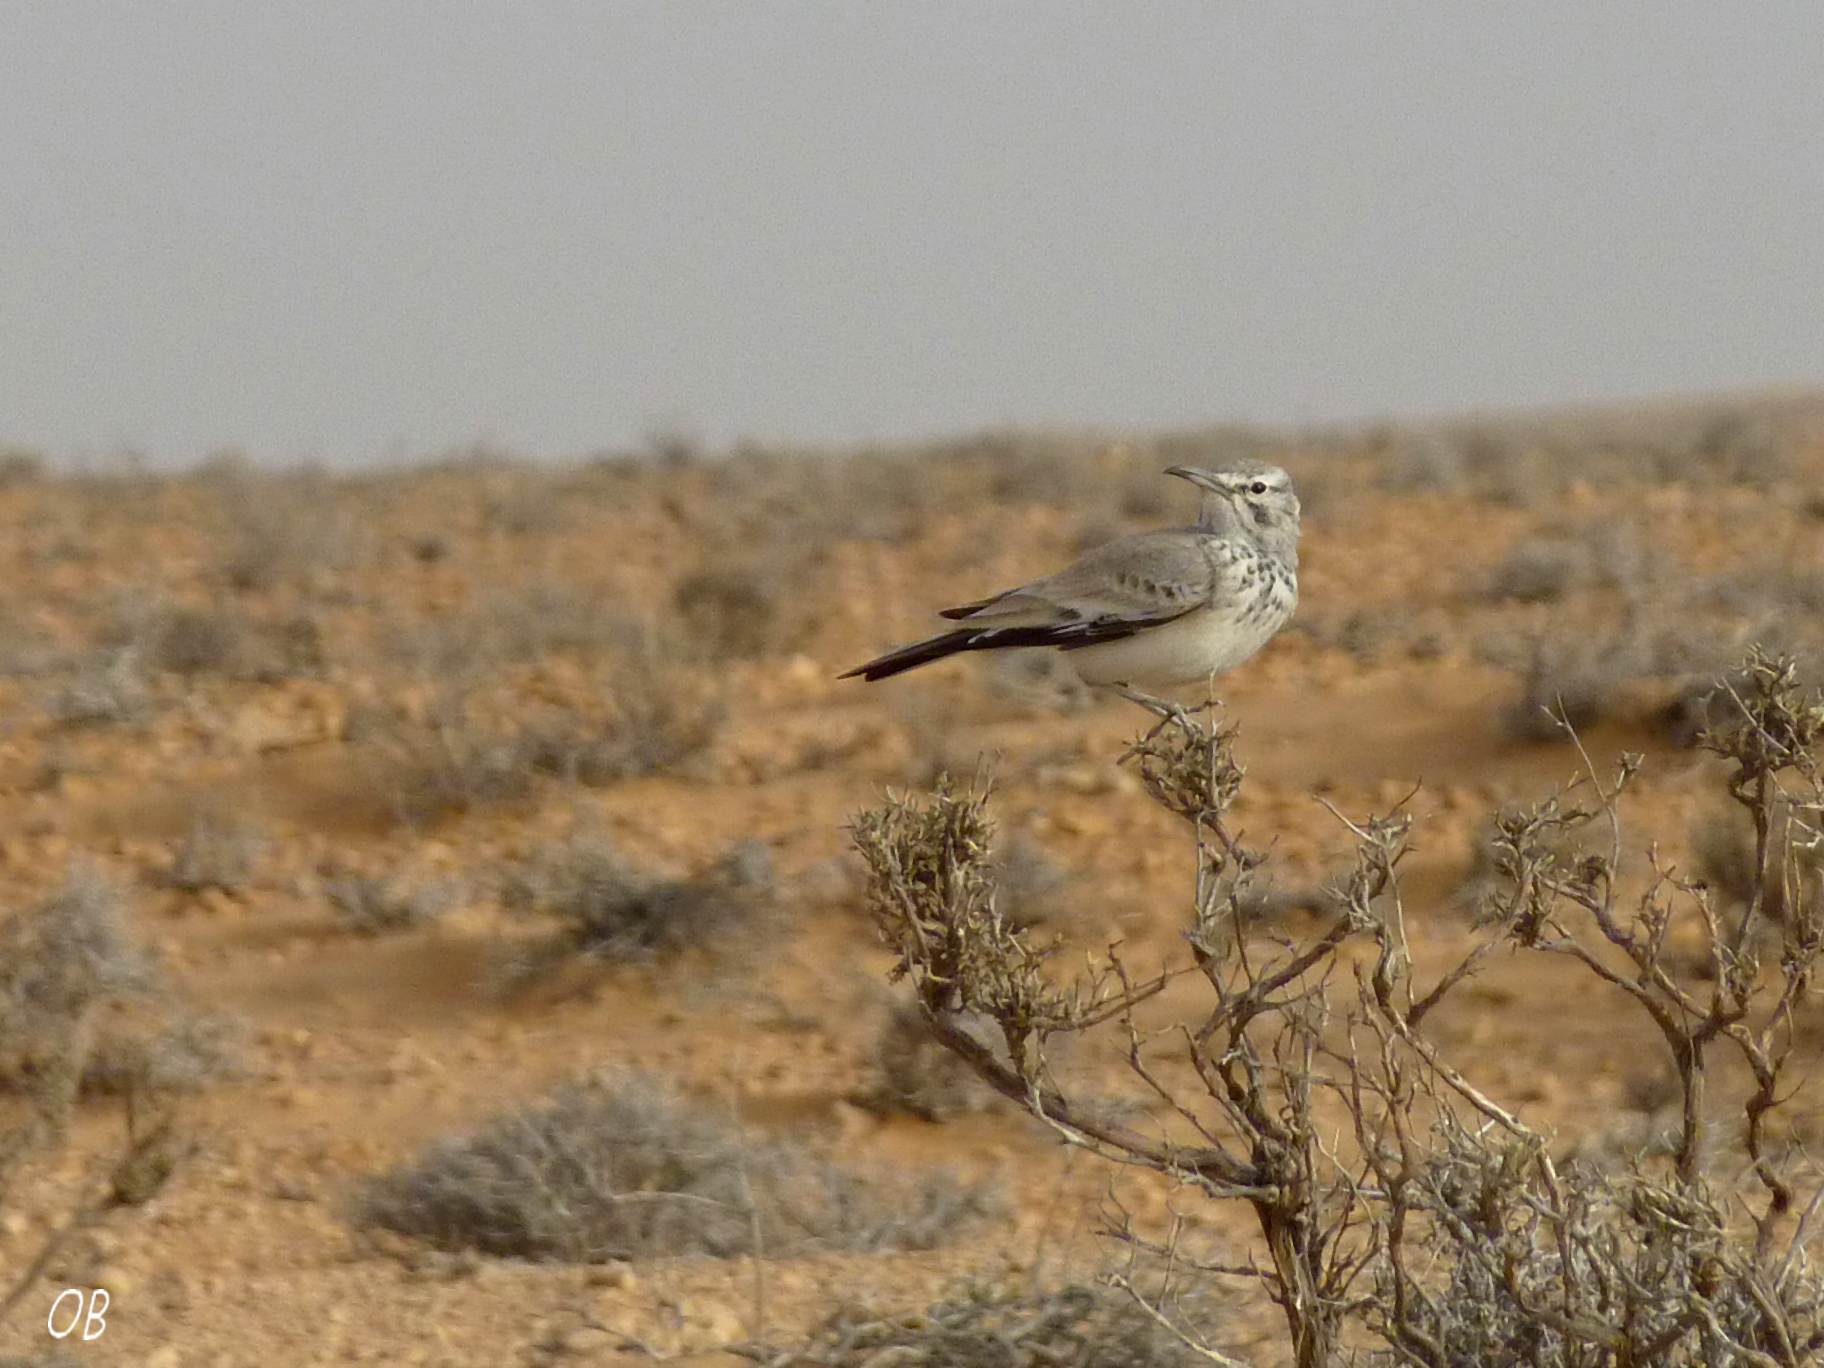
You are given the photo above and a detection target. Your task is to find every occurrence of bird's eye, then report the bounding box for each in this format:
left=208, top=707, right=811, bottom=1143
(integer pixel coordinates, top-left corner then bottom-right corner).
left=1248, top=480, right=1268, bottom=495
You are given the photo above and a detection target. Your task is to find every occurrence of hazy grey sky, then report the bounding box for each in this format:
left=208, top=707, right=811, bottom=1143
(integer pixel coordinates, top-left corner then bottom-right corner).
left=4, top=3, right=1822, bottom=465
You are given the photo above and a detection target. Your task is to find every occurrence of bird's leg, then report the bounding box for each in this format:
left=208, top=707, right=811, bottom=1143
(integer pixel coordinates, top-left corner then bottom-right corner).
left=1107, top=683, right=1197, bottom=729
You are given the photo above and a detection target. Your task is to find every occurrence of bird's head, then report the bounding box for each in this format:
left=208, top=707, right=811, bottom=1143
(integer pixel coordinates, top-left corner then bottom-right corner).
left=1165, top=460, right=1301, bottom=539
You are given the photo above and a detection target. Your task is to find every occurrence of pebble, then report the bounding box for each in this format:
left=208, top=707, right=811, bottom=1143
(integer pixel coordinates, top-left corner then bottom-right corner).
left=584, top=1261, right=638, bottom=1292
left=95, top=1263, right=141, bottom=1297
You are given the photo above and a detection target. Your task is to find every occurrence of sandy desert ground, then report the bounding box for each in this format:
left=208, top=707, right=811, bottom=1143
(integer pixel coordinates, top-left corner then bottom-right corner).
left=4, top=393, right=1824, bottom=1366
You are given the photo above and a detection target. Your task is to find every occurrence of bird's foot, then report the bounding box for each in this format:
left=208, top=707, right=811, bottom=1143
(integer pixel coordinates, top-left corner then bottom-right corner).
left=1108, top=684, right=1208, bottom=730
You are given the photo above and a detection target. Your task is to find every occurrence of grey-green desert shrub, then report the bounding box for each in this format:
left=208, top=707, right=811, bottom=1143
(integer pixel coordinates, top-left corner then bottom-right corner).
left=500, top=838, right=772, bottom=983
left=353, top=1070, right=992, bottom=1262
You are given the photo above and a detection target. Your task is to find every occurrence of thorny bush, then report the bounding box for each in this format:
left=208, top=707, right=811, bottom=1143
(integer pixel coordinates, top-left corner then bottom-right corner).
left=852, top=651, right=1824, bottom=1367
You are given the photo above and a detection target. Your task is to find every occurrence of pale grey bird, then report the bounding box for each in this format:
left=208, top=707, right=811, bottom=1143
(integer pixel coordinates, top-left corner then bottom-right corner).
left=841, top=459, right=1300, bottom=714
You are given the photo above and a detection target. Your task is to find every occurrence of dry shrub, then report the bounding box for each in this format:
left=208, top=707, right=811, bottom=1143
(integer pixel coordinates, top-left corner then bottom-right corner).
left=80, top=1013, right=239, bottom=1097
left=480, top=470, right=568, bottom=536
left=517, top=695, right=720, bottom=788
left=1486, top=538, right=1589, bottom=604
left=703, top=447, right=941, bottom=547
left=375, top=693, right=542, bottom=823
left=143, top=604, right=247, bottom=676
left=388, top=601, right=719, bottom=787
left=511, top=625, right=723, bottom=786
left=324, top=872, right=460, bottom=936
left=1660, top=676, right=1735, bottom=750
left=1370, top=426, right=1461, bottom=491
left=1695, top=412, right=1790, bottom=488
left=859, top=999, right=1000, bottom=1122
left=486, top=587, right=635, bottom=661
left=1453, top=811, right=1594, bottom=925
left=500, top=838, right=772, bottom=984
left=1395, top=1118, right=1822, bottom=1364
left=765, top=1278, right=1233, bottom=1368
left=162, top=807, right=266, bottom=895
left=377, top=638, right=720, bottom=818
left=1693, top=798, right=1824, bottom=932
left=1370, top=397, right=1816, bottom=500
left=590, top=634, right=724, bottom=780
left=1501, top=638, right=1621, bottom=741
left=0, top=446, right=45, bottom=486
left=671, top=567, right=783, bottom=660
left=102, top=597, right=331, bottom=682
left=0, top=873, right=156, bottom=1171
left=992, top=833, right=1074, bottom=932
left=851, top=650, right=1824, bottom=1367
left=353, top=1070, right=992, bottom=1262
left=213, top=468, right=357, bottom=591
left=48, top=649, right=151, bottom=727
left=0, top=876, right=232, bottom=1118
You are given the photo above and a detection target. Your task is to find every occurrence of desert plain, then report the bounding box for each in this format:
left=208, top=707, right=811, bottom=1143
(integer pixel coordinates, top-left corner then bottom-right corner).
left=4, top=394, right=1824, bottom=1365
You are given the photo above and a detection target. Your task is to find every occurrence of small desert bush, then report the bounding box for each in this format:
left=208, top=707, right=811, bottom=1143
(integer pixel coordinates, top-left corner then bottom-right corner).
left=97, top=597, right=329, bottom=682
left=487, top=587, right=636, bottom=661
left=1369, top=398, right=1815, bottom=500
left=592, top=634, right=724, bottom=780
left=953, top=430, right=1104, bottom=510
left=1486, top=538, right=1589, bottom=603
left=48, top=649, right=151, bottom=727
left=1694, top=411, right=1790, bottom=488
left=324, top=872, right=459, bottom=935
left=142, top=604, right=247, bottom=676
left=377, top=670, right=721, bottom=821
left=1486, top=522, right=1652, bottom=607
left=479, top=467, right=569, bottom=536
left=213, top=468, right=357, bottom=591
left=161, top=808, right=266, bottom=895
left=860, top=999, right=998, bottom=1122
left=992, top=834, right=1073, bottom=931
left=516, top=691, right=720, bottom=788
left=374, top=694, right=541, bottom=822
left=353, top=1070, right=991, bottom=1262
left=0, top=876, right=230, bottom=1113
left=0, top=872, right=156, bottom=1168
left=395, top=613, right=721, bottom=789
left=767, top=1278, right=1234, bottom=1368
left=1500, top=638, right=1622, bottom=740
left=1693, top=798, right=1824, bottom=930
left=671, top=567, right=783, bottom=660
left=80, top=1012, right=239, bottom=1097
left=0, top=445, right=45, bottom=486
left=500, top=837, right=772, bottom=983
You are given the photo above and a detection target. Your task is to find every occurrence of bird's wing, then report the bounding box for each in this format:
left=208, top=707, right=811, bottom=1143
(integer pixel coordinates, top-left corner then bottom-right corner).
left=940, top=531, right=1218, bottom=629
left=841, top=533, right=1224, bottom=682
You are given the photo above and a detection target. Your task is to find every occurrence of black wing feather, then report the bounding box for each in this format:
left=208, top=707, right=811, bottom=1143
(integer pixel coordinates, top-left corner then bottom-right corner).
left=839, top=607, right=1195, bottom=683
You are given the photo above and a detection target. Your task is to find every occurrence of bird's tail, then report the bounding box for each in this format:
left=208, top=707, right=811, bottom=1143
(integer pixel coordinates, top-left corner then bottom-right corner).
left=838, top=629, right=978, bottom=682
left=840, top=611, right=1187, bottom=683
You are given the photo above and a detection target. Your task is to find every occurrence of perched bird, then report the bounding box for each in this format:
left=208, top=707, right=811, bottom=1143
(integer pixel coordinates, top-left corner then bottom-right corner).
left=841, top=459, right=1301, bottom=714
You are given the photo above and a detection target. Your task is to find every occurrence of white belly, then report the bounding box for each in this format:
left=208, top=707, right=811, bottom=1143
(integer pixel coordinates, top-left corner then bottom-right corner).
left=1064, top=601, right=1290, bottom=689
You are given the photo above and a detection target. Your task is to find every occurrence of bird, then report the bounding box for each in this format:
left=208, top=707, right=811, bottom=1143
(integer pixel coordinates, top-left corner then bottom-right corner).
left=840, top=459, right=1301, bottom=716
